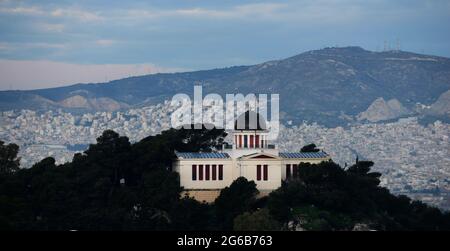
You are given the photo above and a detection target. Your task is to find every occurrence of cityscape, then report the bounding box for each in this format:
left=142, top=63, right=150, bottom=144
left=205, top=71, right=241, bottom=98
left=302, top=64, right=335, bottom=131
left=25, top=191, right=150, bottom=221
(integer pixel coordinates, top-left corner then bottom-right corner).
left=1, top=101, right=449, bottom=209
left=2, top=0, right=450, bottom=237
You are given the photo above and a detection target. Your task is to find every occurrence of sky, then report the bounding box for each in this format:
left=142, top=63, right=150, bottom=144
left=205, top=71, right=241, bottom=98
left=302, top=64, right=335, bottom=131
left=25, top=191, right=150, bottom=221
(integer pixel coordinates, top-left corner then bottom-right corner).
left=0, top=0, right=449, bottom=90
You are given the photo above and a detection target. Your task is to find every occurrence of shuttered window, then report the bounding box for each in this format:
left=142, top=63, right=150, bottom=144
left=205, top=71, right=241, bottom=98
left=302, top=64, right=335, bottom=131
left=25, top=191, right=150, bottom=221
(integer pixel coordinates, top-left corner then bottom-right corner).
left=257, top=165, right=261, bottom=181
left=199, top=165, right=203, bottom=180
left=293, top=164, right=298, bottom=178
left=212, top=164, right=217, bottom=180
left=218, top=165, right=223, bottom=180
left=286, top=164, right=291, bottom=179
left=205, top=165, right=210, bottom=180
left=263, top=165, right=268, bottom=181
left=192, top=165, right=197, bottom=180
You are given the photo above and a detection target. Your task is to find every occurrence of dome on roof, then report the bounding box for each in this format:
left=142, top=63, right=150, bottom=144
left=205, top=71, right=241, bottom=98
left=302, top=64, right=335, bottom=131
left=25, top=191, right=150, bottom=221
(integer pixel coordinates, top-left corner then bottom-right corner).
left=234, top=110, right=267, bottom=131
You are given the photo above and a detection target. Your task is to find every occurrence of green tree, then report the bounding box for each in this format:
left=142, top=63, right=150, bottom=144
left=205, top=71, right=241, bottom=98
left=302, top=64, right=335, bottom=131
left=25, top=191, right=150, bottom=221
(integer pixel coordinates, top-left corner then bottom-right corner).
left=131, top=124, right=227, bottom=172
left=0, top=140, right=20, bottom=175
left=267, top=160, right=450, bottom=231
left=0, top=126, right=226, bottom=230
left=170, top=196, right=214, bottom=231
left=0, top=141, right=27, bottom=230
left=292, top=206, right=353, bottom=231
left=233, top=208, right=282, bottom=231
left=300, top=143, right=320, bottom=152
left=214, top=177, right=259, bottom=230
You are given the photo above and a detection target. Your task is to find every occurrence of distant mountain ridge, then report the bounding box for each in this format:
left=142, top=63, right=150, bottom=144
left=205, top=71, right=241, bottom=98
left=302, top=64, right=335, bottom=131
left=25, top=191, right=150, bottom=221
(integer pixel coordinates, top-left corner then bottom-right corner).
left=357, top=98, right=411, bottom=122
left=58, top=95, right=129, bottom=111
left=1, top=46, right=449, bottom=126
left=427, top=90, right=450, bottom=117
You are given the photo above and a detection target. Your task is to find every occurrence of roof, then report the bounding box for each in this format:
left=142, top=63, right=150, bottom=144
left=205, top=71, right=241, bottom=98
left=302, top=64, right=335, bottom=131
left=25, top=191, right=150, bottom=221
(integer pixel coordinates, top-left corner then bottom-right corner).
left=279, top=152, right=329, bottom=159
left=175, top=152, right=231, bottom=159
left=234, top=110, right=267, bottom=131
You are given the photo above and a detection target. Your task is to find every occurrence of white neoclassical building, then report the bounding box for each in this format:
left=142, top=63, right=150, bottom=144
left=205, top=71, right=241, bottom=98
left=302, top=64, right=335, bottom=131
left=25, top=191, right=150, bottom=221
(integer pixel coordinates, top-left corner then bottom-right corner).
left=173, top=111, right=331, bottom=202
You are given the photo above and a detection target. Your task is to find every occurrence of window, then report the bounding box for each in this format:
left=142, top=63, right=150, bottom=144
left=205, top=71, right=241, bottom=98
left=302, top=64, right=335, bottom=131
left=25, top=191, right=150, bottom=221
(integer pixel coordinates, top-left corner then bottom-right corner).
left=261, top=139, right=264, bottom=148
left=192, top=165, right=197, bottom=180
left=263, top=165, right=268, bottom=181
left=212, top=164, right=217, bottom=180
left=257, top=165, right=261, bottom=181
left=250, top=135, right=254, bottom=148
left=293, top=164, right=298, bottom=178
left=239, top=135, right=242, bottom=148
left=244, top=135, right=248, bottom=148
left=199, top=165, right=203, bottom=180
left=255, top=135, right=259, bottom=148
left=286, top=164, right=291, bottom=179
left=218, top=165, right=223, bottom=180
left=205, top=165, right=210, bottom=180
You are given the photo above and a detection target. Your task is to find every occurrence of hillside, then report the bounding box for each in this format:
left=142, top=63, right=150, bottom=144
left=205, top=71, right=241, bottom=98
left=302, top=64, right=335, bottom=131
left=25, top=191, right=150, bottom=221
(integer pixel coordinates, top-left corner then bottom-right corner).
left=1, top=47, right=450, bottom=126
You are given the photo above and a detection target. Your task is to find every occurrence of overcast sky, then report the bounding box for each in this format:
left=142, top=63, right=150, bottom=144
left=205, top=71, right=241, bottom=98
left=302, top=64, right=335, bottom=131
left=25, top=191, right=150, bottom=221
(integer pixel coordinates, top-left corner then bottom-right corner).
left=0, top=0, right=449, bottom=90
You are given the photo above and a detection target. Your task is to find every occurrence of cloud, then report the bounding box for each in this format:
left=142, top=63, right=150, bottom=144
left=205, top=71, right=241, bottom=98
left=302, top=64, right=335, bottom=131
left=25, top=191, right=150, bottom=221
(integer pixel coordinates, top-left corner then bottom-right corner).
left=124, top=3, right=287, bottom=20
left=0, top=6, right=44, bottom=15
left=95, top=39, right=116, bottom=46
left=1, top=0, right=450, bottom=71
left=0, top=5, right=103, bottom=22
left=50, top=8, right=103, bottom=22
left=0, top=43, right=10, bottom=51
left=116, top=2, right=385, bottom=26
left=38, top=23, right=65, bottom=32
left=0, top=42, right=68, bottom=51
left=0, top=60, right=183, bottom=90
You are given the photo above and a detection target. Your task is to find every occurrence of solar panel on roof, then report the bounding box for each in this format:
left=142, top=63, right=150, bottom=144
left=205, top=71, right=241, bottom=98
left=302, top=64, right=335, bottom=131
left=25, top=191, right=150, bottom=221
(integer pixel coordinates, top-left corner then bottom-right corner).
left=176, top=151, right=328, bottom=159
left=279, top=152, right=329, bottom=159
left=176, top=152, right=231, bottom=159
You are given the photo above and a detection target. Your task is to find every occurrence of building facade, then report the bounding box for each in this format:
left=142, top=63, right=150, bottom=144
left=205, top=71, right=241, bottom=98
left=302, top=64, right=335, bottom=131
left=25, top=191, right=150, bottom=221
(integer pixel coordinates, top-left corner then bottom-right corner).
left=173, top=111, right=331, bottom=202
